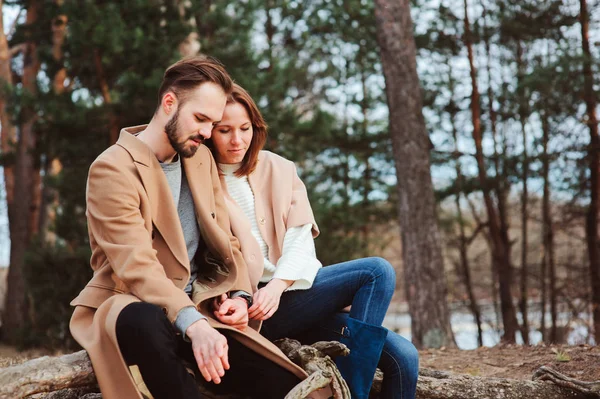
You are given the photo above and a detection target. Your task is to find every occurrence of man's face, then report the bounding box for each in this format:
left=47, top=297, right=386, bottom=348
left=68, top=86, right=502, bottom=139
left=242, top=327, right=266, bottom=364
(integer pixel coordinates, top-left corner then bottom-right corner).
left=164, top=82, right=228, bottom=158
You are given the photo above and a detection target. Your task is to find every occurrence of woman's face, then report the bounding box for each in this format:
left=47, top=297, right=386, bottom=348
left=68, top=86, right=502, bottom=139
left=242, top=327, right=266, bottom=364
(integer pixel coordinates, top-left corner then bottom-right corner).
left=211, top=102, right=254, bottom=164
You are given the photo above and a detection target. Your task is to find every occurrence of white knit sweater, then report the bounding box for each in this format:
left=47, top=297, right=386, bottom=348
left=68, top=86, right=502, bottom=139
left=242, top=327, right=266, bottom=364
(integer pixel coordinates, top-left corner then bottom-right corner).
left=220, top=163, right=322, bottom=290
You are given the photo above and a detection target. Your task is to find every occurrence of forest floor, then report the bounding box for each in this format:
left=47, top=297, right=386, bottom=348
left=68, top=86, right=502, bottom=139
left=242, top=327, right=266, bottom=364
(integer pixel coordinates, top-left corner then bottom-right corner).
left=419, top=343, right=600, bottom=382
left=1, top=342, right=600, bottom=384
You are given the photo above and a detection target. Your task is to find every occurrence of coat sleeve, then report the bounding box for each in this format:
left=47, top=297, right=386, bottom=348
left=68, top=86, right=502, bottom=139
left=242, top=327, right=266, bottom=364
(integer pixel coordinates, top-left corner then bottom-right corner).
left=86, top=158, right=195, bottom=323
left=286, top=162, right=320, bottom=238
left=207, top=152, right=254, bottom=294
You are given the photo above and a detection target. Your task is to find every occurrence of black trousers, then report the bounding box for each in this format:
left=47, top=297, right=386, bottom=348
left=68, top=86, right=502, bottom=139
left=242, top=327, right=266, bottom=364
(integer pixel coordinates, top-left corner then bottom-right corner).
left=116, top=302, right=301, bottom=399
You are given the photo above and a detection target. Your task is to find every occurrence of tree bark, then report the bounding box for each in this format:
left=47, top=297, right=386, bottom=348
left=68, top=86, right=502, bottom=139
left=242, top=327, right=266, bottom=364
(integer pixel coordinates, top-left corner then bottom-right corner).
left=175, top=0, right=200, bottom=57
left=360, top=67, right=371, bottom=257
left=540, top=109, right=558, bottom=343
left=373, top=0, right=454, bottom=348
left=448, top=67, right=483, bottom=347
left=463, top=0, right=519, bottom=343
left=580, top=0, right=600, bottom=345
left=39, top=4, right=67, bottom=244
left=3, top=0, right=41, bottom=340
left=516, top=42, right=530, bottom=345
left=482, top=3, right=508, bottom=334
left=0, top=0, right=16, bottom=216
left=92, top=48, right=119, bottom=145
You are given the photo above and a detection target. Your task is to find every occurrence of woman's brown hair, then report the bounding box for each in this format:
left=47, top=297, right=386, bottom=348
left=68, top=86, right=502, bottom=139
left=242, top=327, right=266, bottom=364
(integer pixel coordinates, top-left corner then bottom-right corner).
left=209, top=83, right=268, bottom=177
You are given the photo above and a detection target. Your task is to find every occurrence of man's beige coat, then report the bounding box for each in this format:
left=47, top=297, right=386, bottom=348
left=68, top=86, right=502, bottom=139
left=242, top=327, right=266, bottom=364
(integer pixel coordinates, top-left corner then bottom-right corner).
left=69, top=128, right=310, bottom=399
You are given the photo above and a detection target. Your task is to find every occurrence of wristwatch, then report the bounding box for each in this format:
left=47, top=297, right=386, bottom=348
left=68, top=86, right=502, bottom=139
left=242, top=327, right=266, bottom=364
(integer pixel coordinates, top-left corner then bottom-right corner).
left=229, top=291, right=253, bottom=307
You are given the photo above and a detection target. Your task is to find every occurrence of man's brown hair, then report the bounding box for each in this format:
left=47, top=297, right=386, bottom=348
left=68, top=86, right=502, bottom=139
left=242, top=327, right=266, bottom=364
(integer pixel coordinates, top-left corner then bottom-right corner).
left=157, top=55, right=233, bottom=109
left=207, top=83, right=268, bottom=177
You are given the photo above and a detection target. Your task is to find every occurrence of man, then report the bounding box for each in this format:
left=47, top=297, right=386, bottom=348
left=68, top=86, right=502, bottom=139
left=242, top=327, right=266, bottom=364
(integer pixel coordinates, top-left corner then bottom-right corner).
left=69, top=56, right=312, bottom=399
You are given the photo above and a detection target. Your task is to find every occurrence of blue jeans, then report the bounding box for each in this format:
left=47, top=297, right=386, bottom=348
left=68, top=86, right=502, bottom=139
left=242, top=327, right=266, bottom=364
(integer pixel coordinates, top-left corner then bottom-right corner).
left=261, top=257, right=418, bottom=399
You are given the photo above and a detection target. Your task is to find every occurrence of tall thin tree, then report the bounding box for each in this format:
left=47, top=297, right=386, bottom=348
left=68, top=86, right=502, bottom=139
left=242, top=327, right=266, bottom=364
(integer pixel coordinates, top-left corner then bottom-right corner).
left=3, top=0, right=41, bottom=339
left=463, top=0, right=519, bottom=342
left=580, top=0, right=600, bottom=344
left=373, top=0, right=454, bottom=348
left=0, top=0, right=17, bottom=221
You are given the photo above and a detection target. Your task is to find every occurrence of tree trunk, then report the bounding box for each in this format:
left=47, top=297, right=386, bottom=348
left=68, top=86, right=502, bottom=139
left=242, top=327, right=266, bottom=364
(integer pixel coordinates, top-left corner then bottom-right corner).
left=176, top=0, right=200, bottom=57
left=360, top=67, right=370, bottom=257
left=516, top=42, right=530, bottom=345
left=448, top=68, right=483, bottom=347
left=580, top=0, right=600, bottom=344
left=463, top=0, right=518, bottom=343
left=39, top=5, right=68, bottom=244
left=0, top=0, right=16, bottom=217
left=482, top=4, right=506, bottom=333
left=541, top=109, right=558, bottom=343
left=92, top=48, right=119, bottom=145
left=373, top=0, right=454, bottom=348
left=3, top=0, right=41, bottom=339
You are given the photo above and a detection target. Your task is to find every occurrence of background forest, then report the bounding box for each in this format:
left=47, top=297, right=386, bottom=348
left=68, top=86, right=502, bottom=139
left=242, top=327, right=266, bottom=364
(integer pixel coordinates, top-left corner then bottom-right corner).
left=1, top=0, right=600, bottom=352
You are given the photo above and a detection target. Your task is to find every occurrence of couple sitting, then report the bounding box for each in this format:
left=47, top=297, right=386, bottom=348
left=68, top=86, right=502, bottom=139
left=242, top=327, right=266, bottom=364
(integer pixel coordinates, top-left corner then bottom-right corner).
left=70, top=55, right=418, bottom=399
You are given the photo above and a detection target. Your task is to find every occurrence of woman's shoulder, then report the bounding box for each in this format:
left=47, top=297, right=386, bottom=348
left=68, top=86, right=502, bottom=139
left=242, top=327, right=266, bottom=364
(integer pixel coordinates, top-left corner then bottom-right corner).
left=258, top=150, right=296, bottom=170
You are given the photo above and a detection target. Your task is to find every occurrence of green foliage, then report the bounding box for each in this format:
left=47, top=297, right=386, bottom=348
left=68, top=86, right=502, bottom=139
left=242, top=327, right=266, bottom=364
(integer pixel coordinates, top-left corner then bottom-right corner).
left=3, top=0, right=197, bottom=348
left=18, top=242, right=92, bottom=350
left=195, top=0, right=396, bottom=262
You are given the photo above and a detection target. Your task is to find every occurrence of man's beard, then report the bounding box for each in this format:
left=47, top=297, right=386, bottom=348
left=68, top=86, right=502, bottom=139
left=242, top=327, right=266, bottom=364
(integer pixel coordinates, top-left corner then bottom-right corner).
left=165, top=110, right=204, bottom=158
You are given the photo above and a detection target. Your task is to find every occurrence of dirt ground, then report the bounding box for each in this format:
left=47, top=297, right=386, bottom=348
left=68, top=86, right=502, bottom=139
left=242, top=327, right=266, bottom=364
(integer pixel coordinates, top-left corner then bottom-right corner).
left=2, top=342, right=600, bottom=384
left=0, top=344, right=63, bottom=368
left=419, top=343, right=600, bottom=382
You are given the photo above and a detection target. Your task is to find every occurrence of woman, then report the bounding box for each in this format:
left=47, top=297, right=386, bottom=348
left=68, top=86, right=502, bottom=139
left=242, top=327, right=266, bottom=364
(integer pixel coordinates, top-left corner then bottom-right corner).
left=206, top=84, right=418, bottom=399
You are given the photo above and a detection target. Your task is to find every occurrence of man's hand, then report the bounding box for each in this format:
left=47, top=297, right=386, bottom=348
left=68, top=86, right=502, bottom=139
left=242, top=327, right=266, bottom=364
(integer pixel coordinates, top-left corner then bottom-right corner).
left=248, top=278, right=292, bottom=321
left=214, top=296, right=249, bottom=331
left=186, top=319, right=229, bottom=384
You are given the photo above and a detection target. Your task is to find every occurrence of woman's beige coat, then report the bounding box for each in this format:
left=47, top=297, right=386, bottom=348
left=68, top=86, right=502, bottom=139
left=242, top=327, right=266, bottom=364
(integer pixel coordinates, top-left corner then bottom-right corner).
left=69, top=129, right=310, bottom=399
left=220, top=150, right=320, bottom=289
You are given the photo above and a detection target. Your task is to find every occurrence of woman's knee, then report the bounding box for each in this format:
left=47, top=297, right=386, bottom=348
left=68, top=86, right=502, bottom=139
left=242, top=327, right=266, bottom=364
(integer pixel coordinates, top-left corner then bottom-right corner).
left=366, top=257, right=396, bottom=291
left=383, top=332, right=419, bottom=378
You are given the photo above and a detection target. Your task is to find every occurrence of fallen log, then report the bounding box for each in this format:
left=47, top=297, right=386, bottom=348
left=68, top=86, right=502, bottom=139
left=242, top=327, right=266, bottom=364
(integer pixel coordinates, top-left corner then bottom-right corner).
left=417, top=368, right=591, bottom=399
left=0, top=351, right=97, bottom=399
left=1, top=344, right=597, bottom=399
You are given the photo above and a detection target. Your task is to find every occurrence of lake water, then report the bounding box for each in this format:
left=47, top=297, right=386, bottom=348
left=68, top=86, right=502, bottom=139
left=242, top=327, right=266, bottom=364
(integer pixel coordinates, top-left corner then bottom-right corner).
left=383, top=302, right=594, bottom=349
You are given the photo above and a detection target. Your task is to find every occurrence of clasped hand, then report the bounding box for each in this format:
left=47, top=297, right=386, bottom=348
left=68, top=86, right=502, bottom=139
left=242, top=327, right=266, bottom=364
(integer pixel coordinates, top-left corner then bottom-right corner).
left=212, top=293, right=249, bottom=330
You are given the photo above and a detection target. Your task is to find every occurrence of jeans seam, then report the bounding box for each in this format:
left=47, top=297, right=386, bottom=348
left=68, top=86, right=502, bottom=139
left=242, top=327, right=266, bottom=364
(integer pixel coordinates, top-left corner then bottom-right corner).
left=358, top=267, right=391, bottom=323
left=356, top=275, right=377, bottom=321
left=382, top=347, right=403, bottom=399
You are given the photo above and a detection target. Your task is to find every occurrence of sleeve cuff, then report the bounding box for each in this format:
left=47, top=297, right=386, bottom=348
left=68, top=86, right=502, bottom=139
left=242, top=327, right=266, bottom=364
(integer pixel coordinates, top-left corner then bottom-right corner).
left=229, top=290, right=253, bottom=307
left=174, top=306, right=207, bottom=342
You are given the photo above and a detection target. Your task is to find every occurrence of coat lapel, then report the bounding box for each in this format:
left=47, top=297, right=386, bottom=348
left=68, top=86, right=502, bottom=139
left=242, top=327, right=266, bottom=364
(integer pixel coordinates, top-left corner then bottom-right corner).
left=117, top=127, right=190, bottom=271
left=182, top=153, right=211, bottom=236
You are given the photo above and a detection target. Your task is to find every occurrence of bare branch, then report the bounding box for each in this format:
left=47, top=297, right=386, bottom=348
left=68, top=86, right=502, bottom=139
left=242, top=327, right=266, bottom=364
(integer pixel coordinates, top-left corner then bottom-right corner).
left=9, top=43, right=26, bottom=57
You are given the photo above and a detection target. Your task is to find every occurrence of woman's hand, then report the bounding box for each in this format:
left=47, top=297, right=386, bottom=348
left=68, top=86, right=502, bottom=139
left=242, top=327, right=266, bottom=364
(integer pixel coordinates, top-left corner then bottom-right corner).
left=248, top=278, right=292, bottom=320
left=213, top=296, right=249, bottom=331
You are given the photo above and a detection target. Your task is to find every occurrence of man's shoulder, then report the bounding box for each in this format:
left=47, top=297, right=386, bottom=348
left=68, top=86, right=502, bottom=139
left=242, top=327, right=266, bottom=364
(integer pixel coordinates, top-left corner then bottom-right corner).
left=92, top=143, right=133, bottom=168
left=88, top=144, right=138, bottom=180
